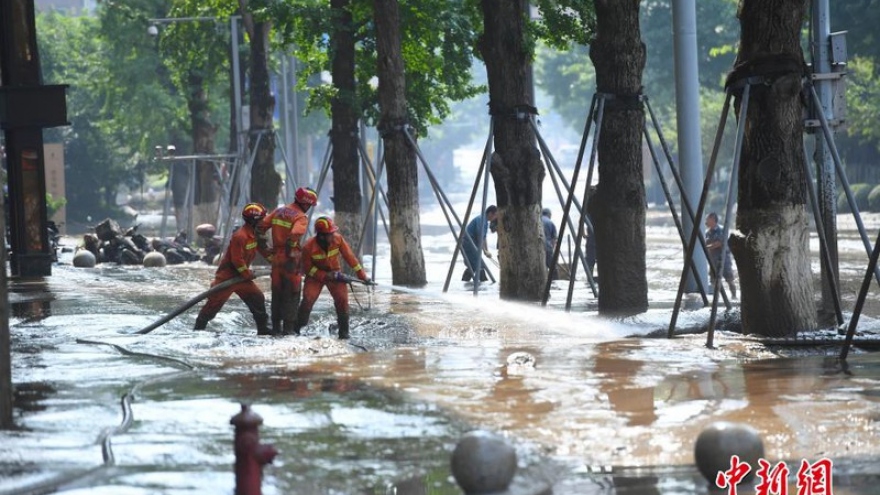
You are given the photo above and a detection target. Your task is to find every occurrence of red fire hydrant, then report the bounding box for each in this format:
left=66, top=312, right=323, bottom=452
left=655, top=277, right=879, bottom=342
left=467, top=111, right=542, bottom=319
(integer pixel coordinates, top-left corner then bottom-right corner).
left=230, top=403, right=278, bottom=495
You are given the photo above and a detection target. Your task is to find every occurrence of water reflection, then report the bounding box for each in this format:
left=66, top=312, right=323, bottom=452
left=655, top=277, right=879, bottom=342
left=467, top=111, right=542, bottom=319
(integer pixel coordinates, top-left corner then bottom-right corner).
left=11, top=300, right=52, bottom=321
left=9, top=279, right=54, bottom=322
left=594, top=341, right=658, bottom=427
left=13, top=382, right=56, bottom=415
left=490, top=347, right=556, bottom=430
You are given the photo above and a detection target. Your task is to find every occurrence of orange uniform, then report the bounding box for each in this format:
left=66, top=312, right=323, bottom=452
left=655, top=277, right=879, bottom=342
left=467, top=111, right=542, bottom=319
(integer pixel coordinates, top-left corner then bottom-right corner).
left=295, top=232, right=367, bottom=338
left=195, top=222, right=271, bottom=334
left=259, top=202, right=309, bottom=334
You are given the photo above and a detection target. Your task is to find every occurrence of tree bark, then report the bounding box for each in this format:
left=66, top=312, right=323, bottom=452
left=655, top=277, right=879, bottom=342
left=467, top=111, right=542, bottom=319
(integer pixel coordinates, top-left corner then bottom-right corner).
left=728, top=0, right=815, bottom=337
left=186, top=71, right=220, bottom=229
left=588, top=0, right=648, bottom=315
left=374, top=0, right=427, bottom=286
left=330, top=0, right=363, bottom=244
left=479, top=0, right=546, bottom=301
left=240, top=8, right=281, bottom=210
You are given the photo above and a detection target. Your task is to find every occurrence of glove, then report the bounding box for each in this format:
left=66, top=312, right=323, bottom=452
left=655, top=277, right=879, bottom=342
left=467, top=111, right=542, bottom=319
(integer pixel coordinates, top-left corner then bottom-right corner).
left=286, top=239, right=301, bottom=258
left=362, top=276, right=373, bottom=285
left=329, top=271, right=346, bottom=282
left=483, top=250, right=493, bottom=259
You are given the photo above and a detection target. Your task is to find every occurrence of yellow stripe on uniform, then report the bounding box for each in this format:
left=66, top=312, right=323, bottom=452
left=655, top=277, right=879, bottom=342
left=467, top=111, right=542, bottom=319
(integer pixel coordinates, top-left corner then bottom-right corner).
left=312, top=253, right=327, bottom=260
left=328, top=248, right=339, bottom=257
left=308, top=266, right=319, bottom=276
left=272, top=218, right=292, bottom=228
left=245, top=241, right=258, bottom=250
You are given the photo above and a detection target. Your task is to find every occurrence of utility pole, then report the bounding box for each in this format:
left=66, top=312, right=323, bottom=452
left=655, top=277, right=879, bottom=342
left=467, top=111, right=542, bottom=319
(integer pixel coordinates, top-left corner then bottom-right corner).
left=671, top=0, right=705, bottom=293
left=809, top=0, right=847, bottom=323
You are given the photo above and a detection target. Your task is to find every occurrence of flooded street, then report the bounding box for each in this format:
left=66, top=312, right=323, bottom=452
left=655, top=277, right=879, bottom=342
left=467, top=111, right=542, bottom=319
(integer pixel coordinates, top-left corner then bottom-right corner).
left=3, top=210, right=880, bottom=494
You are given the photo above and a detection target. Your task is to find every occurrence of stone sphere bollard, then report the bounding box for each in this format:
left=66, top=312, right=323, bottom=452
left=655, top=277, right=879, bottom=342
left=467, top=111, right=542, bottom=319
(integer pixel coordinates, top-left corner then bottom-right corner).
left=451, top=430, right=517, bottom=494
left=694, top=421, right=764, bottom=483
left=143, top=251, right=167, bottom=267
left=73, top=249, right=96, bottom=268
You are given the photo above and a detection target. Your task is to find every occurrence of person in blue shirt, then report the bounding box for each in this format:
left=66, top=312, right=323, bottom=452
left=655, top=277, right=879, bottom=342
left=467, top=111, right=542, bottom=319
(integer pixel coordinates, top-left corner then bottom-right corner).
left=705, top=212, right=737, bottom=299
left=461, top=205, right=498, bottom=282
left=541, top=208, right=558, bottom=280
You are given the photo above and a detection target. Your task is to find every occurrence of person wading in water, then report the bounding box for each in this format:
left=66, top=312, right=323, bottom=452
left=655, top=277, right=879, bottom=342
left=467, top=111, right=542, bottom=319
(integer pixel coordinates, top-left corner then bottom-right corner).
left=194, top=203, right=273, bottom=335
left=294, top=216, right=371, bottom=339
left=260, top=186, right=318, bottom=335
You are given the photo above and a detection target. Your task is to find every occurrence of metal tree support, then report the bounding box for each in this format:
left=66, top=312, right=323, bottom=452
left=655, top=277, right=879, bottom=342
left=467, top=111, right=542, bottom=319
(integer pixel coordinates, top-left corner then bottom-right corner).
left=309, top=135, right=392, bottom=253
left=216, top=128, right=296, bottom=256
left=840, top=229, right=880, bottom=360
left=806, top=81, right=880, bottom=288
left=541, top=92, right=715, bottom=312
left=802, top=139, right=844, bottom=327
left=442, top=117, right=498, bottom=295
left=529, top=117, right=598, bottom=300
left=353, top=137, right=389, bottom=282
left=667, top=76, right=854, bottom=345
left=155, top=152, right=236, bottom=240
left=541, top=94, right=602, bottom=309
left=358, top=125, right=508, bottom=288
left=311, top=123, right=498, bottom=290
left=667, top=86, right=741, bottom=343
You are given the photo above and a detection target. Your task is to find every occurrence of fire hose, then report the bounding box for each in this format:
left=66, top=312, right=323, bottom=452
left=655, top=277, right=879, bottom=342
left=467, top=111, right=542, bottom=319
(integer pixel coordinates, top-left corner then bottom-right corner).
left=132, top=272, right=270, bottom=335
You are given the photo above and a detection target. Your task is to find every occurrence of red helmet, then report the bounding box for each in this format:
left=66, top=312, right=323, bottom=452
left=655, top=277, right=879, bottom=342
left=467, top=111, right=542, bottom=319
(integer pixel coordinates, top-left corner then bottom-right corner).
left=242, top=203, right=267, bottom=224
left=295, top=187, right=318, bottom=206
left=314, top=216, right=338, bottom=234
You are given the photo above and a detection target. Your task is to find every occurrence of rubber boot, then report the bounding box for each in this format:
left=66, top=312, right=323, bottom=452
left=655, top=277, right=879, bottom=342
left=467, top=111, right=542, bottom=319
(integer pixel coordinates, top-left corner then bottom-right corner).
left=461, top=268, right=473, bottom=282
left=270, top=290, right=281, bottom=335
left=255, top=311, right=272, bottom=336
left=337, top=313, right=350, bottom=340
left=292, top=308, right=311, bottom=336
left=282, top=291, right=301, bottom=336
left=246, top=300, right=273, bottom=336
left=194, top=315, right=209, bottom=330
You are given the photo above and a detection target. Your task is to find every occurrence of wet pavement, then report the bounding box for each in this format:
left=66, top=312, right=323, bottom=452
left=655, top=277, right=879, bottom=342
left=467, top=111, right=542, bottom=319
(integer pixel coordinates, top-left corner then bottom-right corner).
left=3, top=211, right=880, bottom=494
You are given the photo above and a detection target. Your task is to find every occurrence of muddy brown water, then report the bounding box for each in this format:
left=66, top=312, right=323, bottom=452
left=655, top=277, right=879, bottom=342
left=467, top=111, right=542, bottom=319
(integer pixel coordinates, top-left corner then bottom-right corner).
left=3, top=212, right=880, bottom=494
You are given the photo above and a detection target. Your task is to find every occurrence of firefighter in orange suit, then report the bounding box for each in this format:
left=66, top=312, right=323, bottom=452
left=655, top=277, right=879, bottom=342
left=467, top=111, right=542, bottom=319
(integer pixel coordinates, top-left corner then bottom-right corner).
left=259, top=186, right=318, bottom=335
left=294, top=216, right=371, bottom=339
left=195, top=203, right=272, bottom=335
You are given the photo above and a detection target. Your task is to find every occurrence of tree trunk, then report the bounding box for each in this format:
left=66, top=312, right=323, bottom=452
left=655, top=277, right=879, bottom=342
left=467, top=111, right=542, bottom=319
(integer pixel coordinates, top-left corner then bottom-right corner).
left=330, top=0, right=363, bottom=244
left=374, top=0, right=427, bottom=287
left=728, top=0, right=815, bottom=337
left=479, top=0, right=546, bottom=301
left=242, top=12, right=281, bottom=210
left=186, top=71, right=220, bottom=229
left=588, top=0, right=648, bottom=315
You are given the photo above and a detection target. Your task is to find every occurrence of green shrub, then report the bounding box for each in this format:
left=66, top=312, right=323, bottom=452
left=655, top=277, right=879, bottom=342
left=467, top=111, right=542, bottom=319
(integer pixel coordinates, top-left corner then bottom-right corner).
left=838, top=183, right=873, bottom=212
left=46, top=193, right=67, bottom=218
left=869, top=185, right=880, bottom=212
